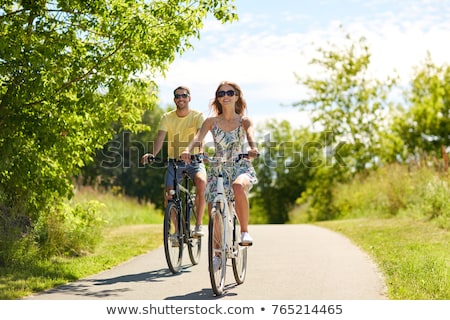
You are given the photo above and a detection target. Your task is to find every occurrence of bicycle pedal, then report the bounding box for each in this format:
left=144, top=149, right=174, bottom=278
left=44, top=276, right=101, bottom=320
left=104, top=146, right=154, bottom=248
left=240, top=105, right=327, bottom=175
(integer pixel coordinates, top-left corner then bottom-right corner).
left=239, top=241, right=253, bottom=247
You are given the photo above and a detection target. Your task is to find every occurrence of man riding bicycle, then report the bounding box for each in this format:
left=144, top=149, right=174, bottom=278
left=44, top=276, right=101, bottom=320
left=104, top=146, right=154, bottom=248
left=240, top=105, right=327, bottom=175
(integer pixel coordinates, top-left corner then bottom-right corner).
left=141, top=86, right=207, bottom=237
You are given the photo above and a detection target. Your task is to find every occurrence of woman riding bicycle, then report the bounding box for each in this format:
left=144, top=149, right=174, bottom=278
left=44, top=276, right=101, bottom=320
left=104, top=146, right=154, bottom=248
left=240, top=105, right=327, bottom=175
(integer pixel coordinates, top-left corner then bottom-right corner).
left=181, top=81, right=259, bottom=245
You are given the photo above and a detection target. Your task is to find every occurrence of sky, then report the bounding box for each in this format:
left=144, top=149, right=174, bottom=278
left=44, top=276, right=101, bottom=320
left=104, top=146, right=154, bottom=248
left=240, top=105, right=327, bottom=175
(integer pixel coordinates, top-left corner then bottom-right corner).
left=155, top=0, right=450, bottom=130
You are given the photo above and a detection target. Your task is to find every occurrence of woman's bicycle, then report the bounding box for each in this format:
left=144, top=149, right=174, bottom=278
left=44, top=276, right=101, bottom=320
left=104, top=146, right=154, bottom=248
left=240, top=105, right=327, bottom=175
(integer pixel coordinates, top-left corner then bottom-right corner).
left=148, top=155, right=202, bottom=274
left=204, top=154, right=253, bottom=296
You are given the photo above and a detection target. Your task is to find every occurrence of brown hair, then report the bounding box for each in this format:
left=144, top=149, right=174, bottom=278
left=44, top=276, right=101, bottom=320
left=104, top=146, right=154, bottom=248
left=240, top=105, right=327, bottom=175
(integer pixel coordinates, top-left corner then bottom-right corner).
left=173, top=86, right=190, bottom=96
left=210, top=81, right=247, bottom=116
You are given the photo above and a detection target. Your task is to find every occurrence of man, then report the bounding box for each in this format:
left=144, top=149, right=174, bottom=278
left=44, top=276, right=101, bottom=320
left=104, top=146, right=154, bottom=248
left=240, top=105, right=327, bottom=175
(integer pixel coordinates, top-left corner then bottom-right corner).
left=141, top=86, right=206, bottom=237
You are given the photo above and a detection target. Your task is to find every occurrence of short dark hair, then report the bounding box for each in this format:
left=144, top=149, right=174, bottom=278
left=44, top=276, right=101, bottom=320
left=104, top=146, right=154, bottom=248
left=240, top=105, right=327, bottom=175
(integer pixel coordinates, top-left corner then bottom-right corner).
left=173, top=86, right=190, bottom=96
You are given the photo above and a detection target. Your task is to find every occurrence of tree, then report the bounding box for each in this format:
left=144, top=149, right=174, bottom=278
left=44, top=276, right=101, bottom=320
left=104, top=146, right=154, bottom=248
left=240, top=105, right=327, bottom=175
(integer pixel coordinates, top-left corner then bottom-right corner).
left=392, top=53, right=450, bottom=168
left=293, top=33, right=396, bottom=173
left=291, top=33, right=396, bottom=220
left=0, top=1, right=237, bottom=251
left=253, top=120, right=316, bottom=223
left=78, top=105, right=167, bottom=209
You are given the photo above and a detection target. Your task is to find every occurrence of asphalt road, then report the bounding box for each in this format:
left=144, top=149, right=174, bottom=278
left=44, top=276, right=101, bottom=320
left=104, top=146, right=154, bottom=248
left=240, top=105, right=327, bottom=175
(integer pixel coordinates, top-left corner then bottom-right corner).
left=25, top=224, right=387, bottom=300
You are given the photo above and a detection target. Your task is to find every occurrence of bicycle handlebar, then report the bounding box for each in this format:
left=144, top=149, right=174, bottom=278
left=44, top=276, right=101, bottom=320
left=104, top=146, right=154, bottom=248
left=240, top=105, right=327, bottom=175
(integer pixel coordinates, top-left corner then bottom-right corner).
left=143, top=152, right=259, bottom=165
left=144, top=153, right=204, bottom=165
left=201, top=152, right=260, bottom=163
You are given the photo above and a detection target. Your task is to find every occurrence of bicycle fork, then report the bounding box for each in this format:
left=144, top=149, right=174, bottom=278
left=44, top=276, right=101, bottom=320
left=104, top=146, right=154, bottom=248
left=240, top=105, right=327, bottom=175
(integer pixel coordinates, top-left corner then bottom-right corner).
left=216, top=174, right=234, bottom=259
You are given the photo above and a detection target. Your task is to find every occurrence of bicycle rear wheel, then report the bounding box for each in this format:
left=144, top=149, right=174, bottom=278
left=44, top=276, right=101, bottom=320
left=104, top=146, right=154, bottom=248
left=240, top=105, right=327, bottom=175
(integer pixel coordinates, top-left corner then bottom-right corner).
left=208, top=207, right=226, bottom=296
left=232, top=215, right=247, bottom=284
left=186, top=196, right=201, bottom=265
left=163, top=201, right=183, bottom=274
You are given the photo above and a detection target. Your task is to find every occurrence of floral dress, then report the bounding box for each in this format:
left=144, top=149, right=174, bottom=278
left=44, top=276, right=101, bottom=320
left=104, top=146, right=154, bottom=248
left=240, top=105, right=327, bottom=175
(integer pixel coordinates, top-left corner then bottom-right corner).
left=205, top=118, right=258, bottom=203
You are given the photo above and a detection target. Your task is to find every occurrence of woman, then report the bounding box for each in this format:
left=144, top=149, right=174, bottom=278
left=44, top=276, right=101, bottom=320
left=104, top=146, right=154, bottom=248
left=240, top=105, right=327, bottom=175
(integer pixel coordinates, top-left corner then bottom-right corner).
left=181, top=81, right=259, bottom=246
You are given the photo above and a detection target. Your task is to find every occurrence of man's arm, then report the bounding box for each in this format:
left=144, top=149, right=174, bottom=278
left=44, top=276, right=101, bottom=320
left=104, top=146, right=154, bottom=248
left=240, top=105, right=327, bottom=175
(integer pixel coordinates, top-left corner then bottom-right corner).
left=152, top=130, right=167, bottom=156
left=141, top=129, right=166, bottom=164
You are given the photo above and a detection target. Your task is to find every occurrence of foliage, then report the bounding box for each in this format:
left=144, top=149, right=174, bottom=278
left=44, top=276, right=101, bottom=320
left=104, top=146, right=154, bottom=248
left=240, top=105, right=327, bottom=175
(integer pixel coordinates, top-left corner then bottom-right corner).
left=78, top=107, right=167, bottom=209
left=290, top=33, right=396, bottom=220
left=33, top=200, right=107, bottom=257
left=254, top=120, right=318, bottom=223
left=329, top=164, right=450, bottom=230
left=392, top=53, right=450, bottom=164
left=0, top=0, right=237, bottom=262
left=293, top=33, right=396, bottom=173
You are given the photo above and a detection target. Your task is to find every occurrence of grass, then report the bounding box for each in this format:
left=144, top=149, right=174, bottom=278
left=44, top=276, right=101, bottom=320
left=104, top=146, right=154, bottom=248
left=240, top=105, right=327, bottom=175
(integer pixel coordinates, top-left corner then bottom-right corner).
left=69, top=188, right=164, bottom=226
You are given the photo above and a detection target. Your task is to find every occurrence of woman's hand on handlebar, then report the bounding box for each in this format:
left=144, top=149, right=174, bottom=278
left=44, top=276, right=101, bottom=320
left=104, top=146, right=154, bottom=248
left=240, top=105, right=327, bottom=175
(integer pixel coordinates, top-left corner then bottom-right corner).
left=248, top=148, right=260, bottom=159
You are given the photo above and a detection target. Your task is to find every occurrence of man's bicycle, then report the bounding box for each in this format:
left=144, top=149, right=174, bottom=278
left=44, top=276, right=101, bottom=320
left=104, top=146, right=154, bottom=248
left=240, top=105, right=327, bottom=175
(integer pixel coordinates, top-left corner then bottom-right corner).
left=204, top=154, right=253, bottom=296
left=148, top=156, right=202, bottom=274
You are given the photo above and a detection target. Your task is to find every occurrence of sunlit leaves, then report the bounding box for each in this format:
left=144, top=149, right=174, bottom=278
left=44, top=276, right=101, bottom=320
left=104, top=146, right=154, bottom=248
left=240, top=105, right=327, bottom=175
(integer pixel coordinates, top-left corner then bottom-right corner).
left=294, top=33, right=396, bottom=173
left=392, top=53, right=450, bottom=159
left=0, top=0, right=237, bottom=233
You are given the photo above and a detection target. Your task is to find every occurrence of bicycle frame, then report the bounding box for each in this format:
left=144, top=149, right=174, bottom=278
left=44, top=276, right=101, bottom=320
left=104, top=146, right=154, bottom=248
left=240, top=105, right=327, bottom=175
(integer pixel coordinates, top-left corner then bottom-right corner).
left=161, top=157, right=202, bottom=274
left=213, top=171, right=236, bottom=259
left=206, top=155, right=249, bottom=296
left=168, top=159, right=193, bottom=228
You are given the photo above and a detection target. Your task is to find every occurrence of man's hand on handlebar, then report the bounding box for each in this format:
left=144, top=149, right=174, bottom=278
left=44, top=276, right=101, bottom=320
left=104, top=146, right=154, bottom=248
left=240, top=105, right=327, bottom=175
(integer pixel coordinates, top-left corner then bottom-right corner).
left=141, top=153, right=155, bottom=165
left=180, top=150, right=192, bottom=164
left=180, top=151, right=205, bottom=164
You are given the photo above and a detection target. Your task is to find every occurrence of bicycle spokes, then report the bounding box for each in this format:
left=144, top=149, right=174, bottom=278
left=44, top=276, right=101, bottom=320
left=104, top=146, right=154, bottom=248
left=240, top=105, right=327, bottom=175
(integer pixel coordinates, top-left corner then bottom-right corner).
left=163, top=202, right=183, bottom=274
left=208, top=208, right=226, bottom=295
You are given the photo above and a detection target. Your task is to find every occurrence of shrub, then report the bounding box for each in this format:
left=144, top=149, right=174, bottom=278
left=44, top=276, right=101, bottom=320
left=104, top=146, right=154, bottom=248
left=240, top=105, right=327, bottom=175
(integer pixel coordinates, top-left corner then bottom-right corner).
left=331, top=164, right=450, bottom=230
left=414, top=175, right=450, bottom=229
left=33, top=201, right=107, bottom=257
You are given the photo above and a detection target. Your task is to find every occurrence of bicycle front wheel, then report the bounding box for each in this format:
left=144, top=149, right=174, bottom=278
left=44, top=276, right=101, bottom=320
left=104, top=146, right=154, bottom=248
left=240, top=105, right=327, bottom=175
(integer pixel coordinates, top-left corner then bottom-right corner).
left=208, top=207, right=226, bottom=296
left=232, top=215, right=247, bottom=284
left=186, top=198, right=201, bottom=265
left=163, top=201, right=183, bottom=274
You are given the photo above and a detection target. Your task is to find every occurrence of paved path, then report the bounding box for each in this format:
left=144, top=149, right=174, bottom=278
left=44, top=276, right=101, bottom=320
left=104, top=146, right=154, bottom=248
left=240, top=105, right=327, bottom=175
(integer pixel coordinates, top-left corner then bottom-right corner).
left=25, top=224, right=387, bottom=300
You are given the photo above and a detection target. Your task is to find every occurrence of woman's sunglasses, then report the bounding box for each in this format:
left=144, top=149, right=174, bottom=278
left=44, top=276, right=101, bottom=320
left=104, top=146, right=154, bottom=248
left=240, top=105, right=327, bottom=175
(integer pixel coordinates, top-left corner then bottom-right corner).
left=217, top=90, right=236, bottom=98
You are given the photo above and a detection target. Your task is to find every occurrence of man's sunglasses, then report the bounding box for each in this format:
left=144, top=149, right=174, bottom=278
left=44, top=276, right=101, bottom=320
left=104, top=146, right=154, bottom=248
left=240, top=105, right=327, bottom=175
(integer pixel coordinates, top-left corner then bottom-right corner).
left=217, top=90, right=236, bottom=98
left=174, top=93, right=189, bottom=99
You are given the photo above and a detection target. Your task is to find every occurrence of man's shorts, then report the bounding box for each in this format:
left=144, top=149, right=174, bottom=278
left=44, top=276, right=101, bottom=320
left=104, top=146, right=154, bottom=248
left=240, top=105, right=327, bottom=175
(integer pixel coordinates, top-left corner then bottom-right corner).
left=165, top=160, right=206, bottom=188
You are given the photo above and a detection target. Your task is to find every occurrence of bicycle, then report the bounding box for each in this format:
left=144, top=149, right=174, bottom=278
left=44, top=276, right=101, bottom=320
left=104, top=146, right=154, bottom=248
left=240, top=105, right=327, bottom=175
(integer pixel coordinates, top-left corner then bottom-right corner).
left=147, top=155, right=203, bottom=274
left=204, top=153, right=253, bottom=296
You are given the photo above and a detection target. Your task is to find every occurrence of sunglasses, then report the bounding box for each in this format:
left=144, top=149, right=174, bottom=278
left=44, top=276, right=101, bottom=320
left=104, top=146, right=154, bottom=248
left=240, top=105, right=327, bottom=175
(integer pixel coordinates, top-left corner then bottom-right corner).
left=217, top=90, right=236, bottom=98
left=174, top=93, right=189, bottom=99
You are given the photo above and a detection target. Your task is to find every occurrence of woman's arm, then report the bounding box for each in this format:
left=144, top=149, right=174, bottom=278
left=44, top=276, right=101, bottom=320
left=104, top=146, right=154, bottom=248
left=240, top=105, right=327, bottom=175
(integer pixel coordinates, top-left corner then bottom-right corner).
left=242, top=116, right=259, bottom=158
left=181, top=117, right=214, bottom=161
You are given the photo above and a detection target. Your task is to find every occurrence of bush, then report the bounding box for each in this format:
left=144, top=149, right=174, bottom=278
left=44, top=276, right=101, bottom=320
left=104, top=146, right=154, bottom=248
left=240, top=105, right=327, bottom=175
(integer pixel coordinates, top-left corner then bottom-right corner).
left=33, top=201, right=107, bottom=257
left=331, top=164, right=450, bottom=230
left=412, top=175, right=450, bottom=229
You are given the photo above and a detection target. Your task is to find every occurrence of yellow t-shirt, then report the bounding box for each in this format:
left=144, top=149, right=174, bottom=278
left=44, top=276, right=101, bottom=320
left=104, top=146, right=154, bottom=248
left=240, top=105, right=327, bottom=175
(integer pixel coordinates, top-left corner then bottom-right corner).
left=159, top=109, right=204, bottom=158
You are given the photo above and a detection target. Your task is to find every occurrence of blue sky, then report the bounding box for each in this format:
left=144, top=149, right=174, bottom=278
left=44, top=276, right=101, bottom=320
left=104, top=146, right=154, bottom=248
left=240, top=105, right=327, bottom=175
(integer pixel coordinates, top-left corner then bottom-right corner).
left=155, top=0, right=450, bottom=129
